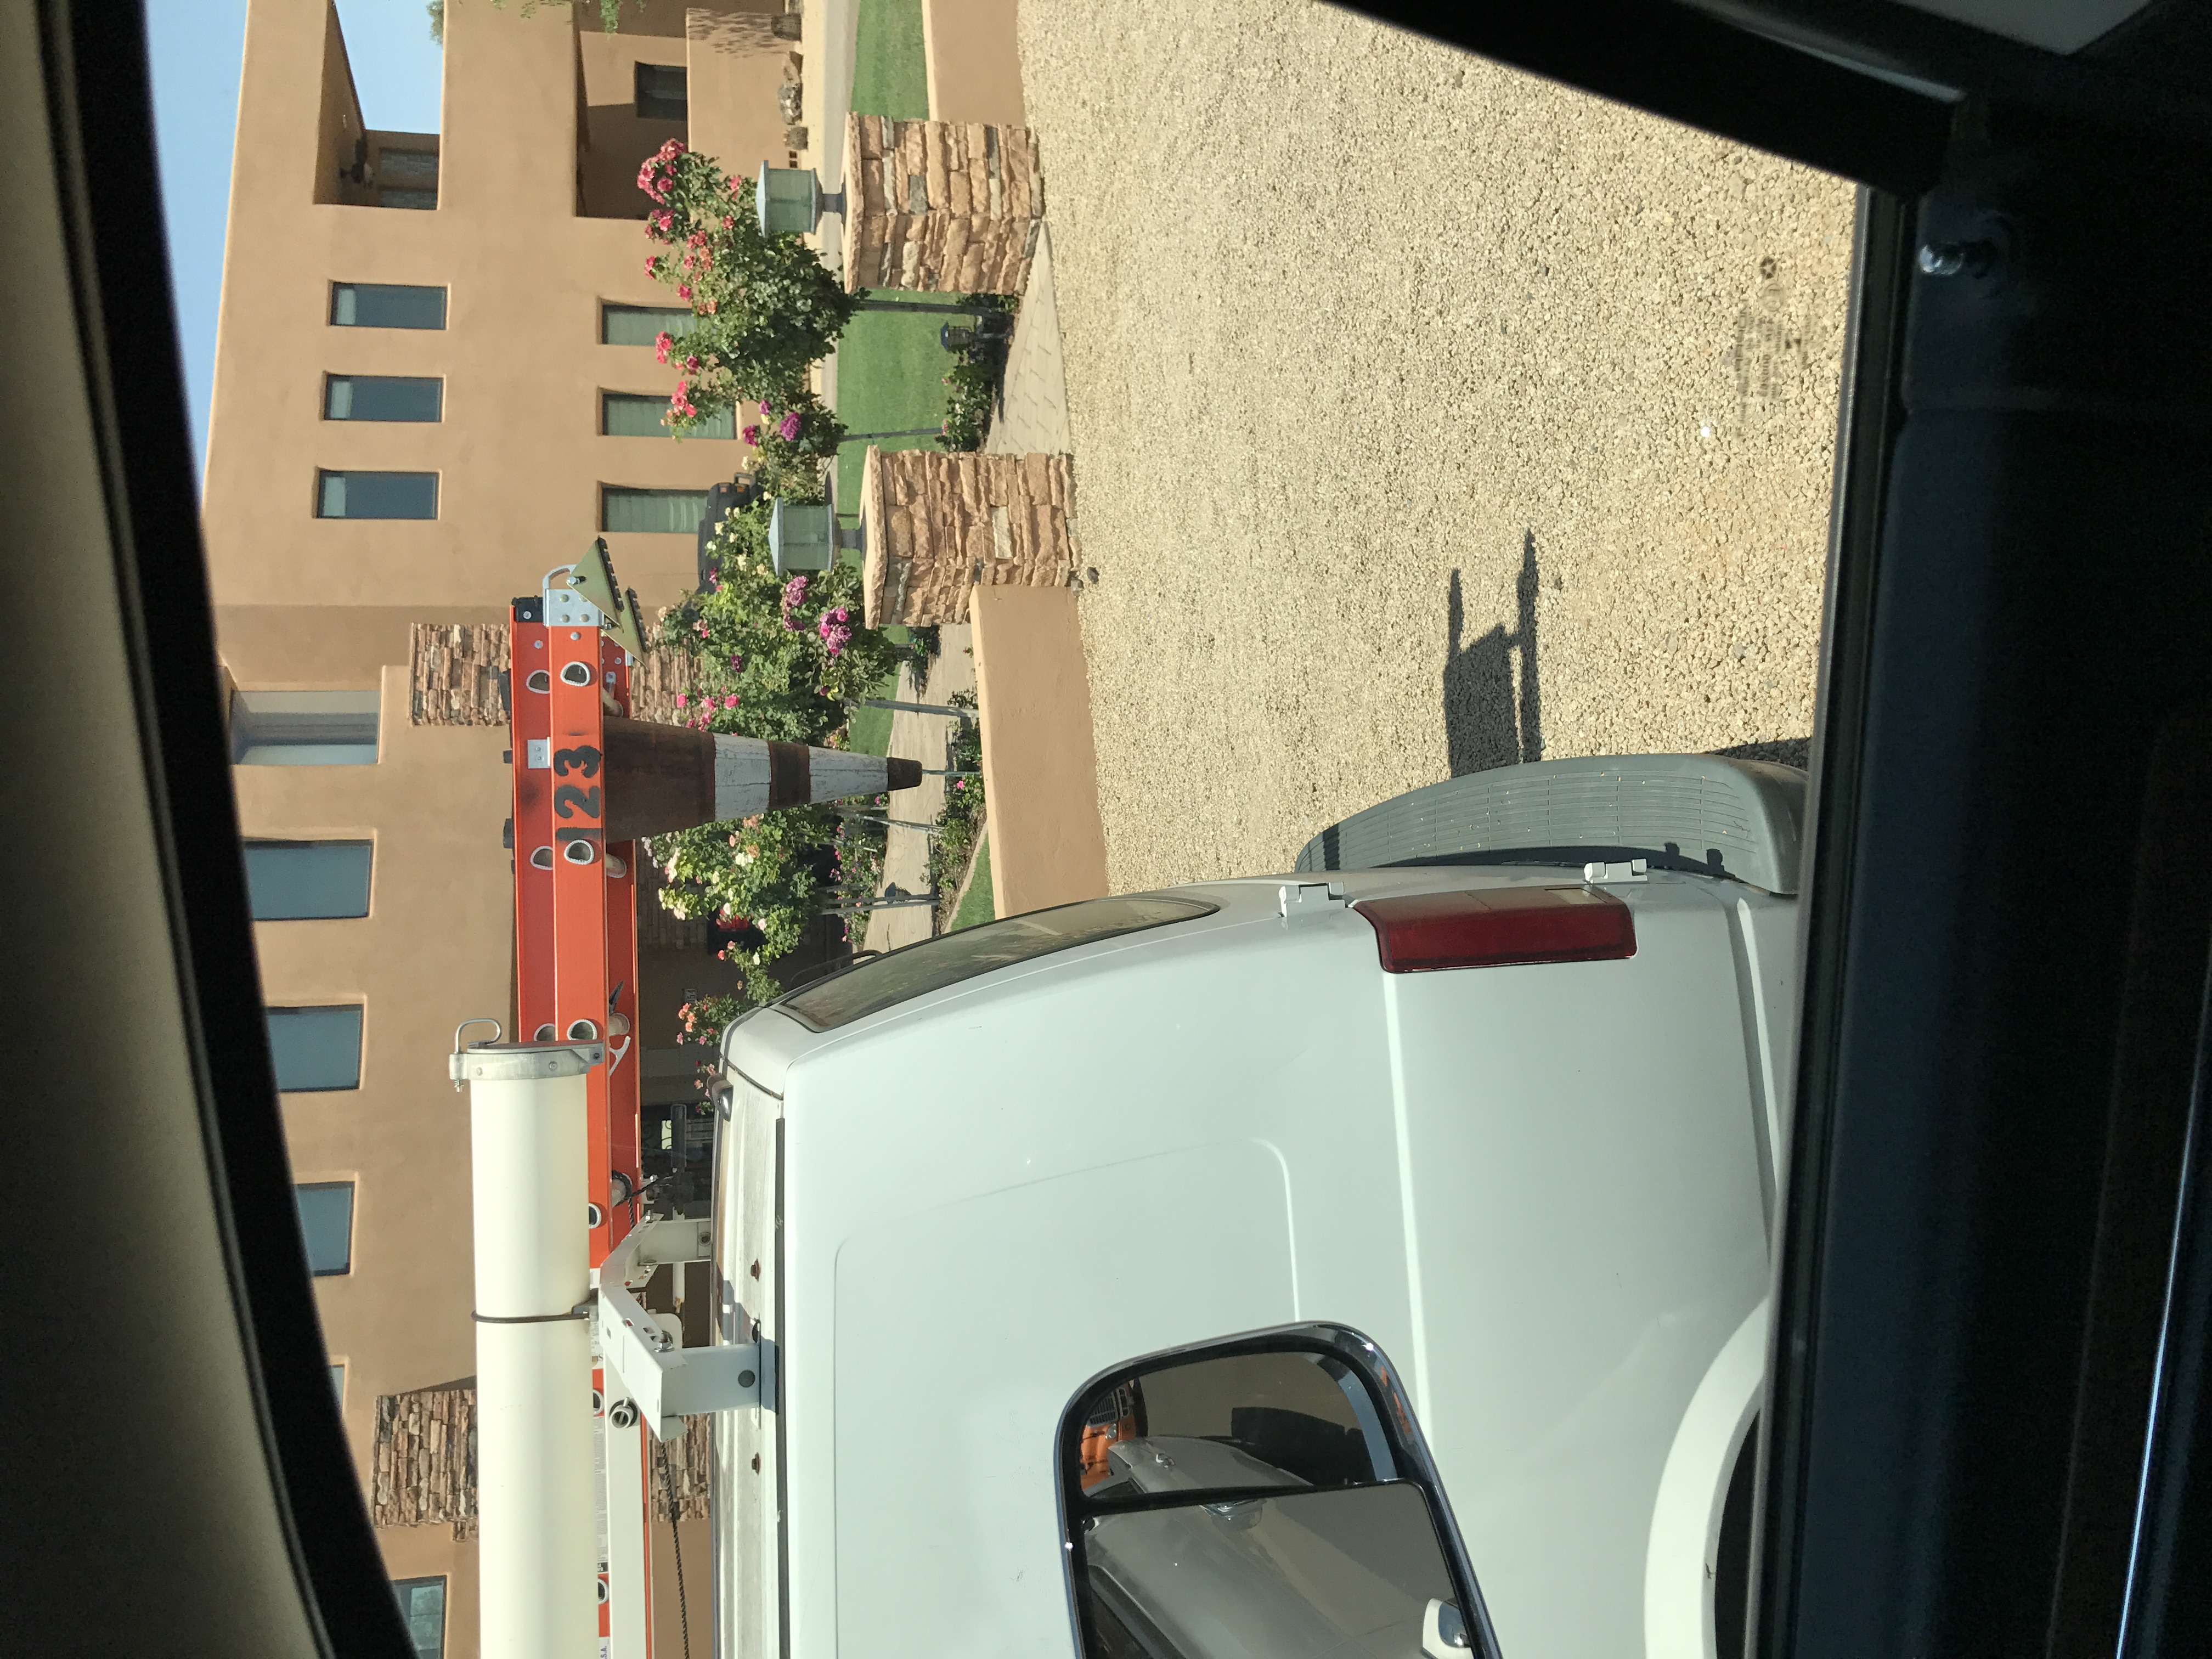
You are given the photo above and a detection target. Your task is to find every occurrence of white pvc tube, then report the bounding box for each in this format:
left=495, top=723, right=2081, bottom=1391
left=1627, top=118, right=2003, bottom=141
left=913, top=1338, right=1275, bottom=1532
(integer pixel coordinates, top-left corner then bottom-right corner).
left=465, top=1045, right=601, bottom=1659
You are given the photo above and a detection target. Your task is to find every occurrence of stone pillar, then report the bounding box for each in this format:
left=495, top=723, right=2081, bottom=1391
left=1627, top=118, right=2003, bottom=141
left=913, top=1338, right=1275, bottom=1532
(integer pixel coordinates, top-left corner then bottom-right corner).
left=841, top=114, right=1043, bottom=295
left=859, top=446, right=1076, bottom=627
left=408, top=625, right=699, bottom=727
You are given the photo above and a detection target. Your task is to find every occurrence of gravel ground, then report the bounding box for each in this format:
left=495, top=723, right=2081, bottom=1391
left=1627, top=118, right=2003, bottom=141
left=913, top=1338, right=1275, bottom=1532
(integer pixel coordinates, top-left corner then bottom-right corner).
left=1018, top=0, right=1856, bottom=891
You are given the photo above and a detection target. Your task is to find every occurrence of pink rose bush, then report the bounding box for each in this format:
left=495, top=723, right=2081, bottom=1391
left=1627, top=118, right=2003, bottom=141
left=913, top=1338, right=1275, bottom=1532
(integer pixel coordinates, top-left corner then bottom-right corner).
left=634, top=144, right=862, bottom=449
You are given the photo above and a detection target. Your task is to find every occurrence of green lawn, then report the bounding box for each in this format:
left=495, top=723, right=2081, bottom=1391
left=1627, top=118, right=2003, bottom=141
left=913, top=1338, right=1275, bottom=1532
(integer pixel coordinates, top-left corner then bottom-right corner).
left=843, top=663, right=902, bottom=755
left=835, top=0, right=953, bottom=517
left=950, top=833, right=994, bottom=930
left=833, top=302, right=960, bottom=513
left=851, top=0, right=929, bottom=120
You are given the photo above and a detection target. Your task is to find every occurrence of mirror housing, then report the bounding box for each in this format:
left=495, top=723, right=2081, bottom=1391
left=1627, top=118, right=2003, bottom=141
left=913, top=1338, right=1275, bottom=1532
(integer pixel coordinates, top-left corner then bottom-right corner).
left=1057, top=1325, right=1500, bottom=1659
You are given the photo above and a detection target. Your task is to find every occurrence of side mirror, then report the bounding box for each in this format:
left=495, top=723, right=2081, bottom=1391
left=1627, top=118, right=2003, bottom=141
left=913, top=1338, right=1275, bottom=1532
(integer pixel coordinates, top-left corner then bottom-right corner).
left=1058, top=1327, right=1497, bottom=1659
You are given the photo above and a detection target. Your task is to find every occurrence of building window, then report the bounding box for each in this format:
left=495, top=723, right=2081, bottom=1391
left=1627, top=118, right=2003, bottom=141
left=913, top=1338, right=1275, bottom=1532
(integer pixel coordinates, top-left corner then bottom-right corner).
left=267, top=1005, right=364, bottom=1092
left=601, top=302, right=692, bottom=347
left=244, top=840, right=373, bottom=919
left=317, top=470, right=437, bottom=519
left=325, top=375, right=442, bottom=422
left=393, top=1577, right=448, bottom=1659
left=634, top=62, right=688, bottom=121
left=602, top=486, right=709, bottom=534
left=295, top=1182, right=356, bottom=1275
left=330, top=283, right=445, bottom=329
left=602, top=391, right=732, bottom=439
left=330, top=1363, right=346, bottom=1402
left=377, top=146, right=438, bottom=210
left=230, top=690, right=380, bottom=765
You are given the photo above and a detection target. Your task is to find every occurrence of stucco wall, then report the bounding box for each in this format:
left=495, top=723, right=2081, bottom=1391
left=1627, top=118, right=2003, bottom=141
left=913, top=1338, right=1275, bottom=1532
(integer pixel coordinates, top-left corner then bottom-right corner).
left=206, top=3, right=792, bottom=1647
left=235, top=663, right=510, bottom=1602
left=686, top=2, right=797, bottom=178
left=922, top=0, right=1026, bottom=126
left=207, top=0, right=763, bottom=624
left=969, top=584, right=1109, bottom=917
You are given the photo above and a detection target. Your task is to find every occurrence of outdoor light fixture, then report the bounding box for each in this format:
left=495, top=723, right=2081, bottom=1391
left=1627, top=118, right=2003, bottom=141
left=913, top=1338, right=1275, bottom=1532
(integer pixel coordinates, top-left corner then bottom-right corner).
left=768, top=495, right=866, bottom=575
left=755, top=162, right=847, bottom=237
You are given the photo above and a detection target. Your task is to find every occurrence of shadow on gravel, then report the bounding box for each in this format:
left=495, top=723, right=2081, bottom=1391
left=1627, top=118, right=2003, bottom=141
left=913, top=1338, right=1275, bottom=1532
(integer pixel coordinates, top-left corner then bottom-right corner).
left=1443, top=531, right=1544, bottom=776
left=1709, top=738, right=1813, bottom=769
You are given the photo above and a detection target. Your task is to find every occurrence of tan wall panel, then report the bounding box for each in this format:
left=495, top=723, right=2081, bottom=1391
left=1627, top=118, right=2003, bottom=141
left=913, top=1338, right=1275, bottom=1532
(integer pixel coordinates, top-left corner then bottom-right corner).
left=243, top=670, right=509, bottom=1481
left=219, top=605, right=506, bottom=691
left=970, top=585, right=1108, bottom=917
left=686, top=5, right=796, bottom=181
left=312, top=3, right=373, bottom=208
left=208, top=0, right=743, bottom=624
left=375, top=1527, right=478, bottom=1659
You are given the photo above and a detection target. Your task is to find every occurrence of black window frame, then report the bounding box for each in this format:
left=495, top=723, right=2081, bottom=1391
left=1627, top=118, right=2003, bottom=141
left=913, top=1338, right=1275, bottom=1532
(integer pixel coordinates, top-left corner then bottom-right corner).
left=391, top=1575, right=448, bottom=1659
left=634, top=61, right=689, bottom=122
left=1056, top=1324, right=1502, bottom=1659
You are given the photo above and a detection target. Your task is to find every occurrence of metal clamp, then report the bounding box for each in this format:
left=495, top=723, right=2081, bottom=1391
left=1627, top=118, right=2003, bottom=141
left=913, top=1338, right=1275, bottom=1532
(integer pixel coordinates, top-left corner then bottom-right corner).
left=596, top=1218, right=771, bottom=1441
left=448, top=1038, right=606, bottom=1088
left=475, top=1293, right=597, bottom=1325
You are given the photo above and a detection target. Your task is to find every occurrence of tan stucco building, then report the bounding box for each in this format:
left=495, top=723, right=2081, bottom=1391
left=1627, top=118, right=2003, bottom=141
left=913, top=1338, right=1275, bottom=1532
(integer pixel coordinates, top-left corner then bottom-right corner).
left=204, top=2, right=794, bottom=1649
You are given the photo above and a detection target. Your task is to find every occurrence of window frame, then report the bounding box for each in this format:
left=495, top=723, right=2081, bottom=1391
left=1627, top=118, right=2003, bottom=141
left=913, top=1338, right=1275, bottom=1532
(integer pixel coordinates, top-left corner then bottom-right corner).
left=229, top=690, right=381, bottom=767
left=322, top=374, right=443, bottom=423
left=601, top=301, right=695, bottom=346
left=602, top=390, right=732, bottom=439
left=294, top=1181, right=356, bottom=1277
left=392, top=1575, right=448, bottom=1659
left=242, top=839, right=373, bottom=921
left=315, top=469, right=438, bottom=521
left=600, top=484, right=712, bottom=534
left=329, top=281, right=447, bottom=330
left=266, top=1003, right=365, bottom=1093
left=633, top=60, right=689, bottom=122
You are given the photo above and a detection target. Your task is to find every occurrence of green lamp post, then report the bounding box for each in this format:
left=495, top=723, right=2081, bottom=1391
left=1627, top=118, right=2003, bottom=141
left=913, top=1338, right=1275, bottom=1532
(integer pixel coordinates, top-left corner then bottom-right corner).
left=755, top=164, right=848, bottom=238
left=769, top=496, right=866, bottom=575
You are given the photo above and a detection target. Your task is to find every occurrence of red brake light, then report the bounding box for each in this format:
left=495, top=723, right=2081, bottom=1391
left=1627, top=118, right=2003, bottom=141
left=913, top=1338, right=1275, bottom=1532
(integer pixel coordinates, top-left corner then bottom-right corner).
left=1355, top=886, right=1636, bottom=973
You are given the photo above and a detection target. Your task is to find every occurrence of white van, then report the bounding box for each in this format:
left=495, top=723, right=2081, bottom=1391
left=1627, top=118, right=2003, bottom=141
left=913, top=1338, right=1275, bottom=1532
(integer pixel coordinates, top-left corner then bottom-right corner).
left=710, top=754, right=1803, bottom=1659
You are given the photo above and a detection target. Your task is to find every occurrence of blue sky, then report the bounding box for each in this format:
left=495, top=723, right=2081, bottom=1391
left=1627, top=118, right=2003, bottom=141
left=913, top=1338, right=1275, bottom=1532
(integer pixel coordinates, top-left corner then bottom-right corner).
left=148, top=0, right=448, bottom=481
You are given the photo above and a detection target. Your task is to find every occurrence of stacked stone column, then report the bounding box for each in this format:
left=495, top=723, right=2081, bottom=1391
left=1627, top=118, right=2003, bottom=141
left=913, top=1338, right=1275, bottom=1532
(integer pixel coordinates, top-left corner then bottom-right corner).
left=841, top=115, right=1044, bottom=295
left=859, top=446, right=1076, bottom=627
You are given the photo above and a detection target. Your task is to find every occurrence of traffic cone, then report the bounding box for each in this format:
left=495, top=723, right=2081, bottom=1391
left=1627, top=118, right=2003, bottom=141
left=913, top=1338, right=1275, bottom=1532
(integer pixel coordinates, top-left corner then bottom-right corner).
left=601, top=718, right=923, bottom=839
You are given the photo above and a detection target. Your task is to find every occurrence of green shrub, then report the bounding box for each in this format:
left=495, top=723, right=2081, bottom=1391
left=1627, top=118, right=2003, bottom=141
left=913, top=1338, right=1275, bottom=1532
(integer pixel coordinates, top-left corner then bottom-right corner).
left=738, top=386, right=845, bottom=504
left=939, top=293, right=1019, bottom=451
left=643, top=500, right=914, bottom=965
left=637, top=143, right=863, bottom=432
left=647, top=808, right=835, bottom=966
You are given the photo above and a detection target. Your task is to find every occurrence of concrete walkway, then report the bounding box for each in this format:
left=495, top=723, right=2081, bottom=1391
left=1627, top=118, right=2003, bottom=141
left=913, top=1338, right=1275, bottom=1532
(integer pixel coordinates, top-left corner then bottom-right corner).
left=984, top=225, right=1073, bottom=458
left=861, top=628, right=975, bottom=953
left=801, top=0, right=859, bottom=411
